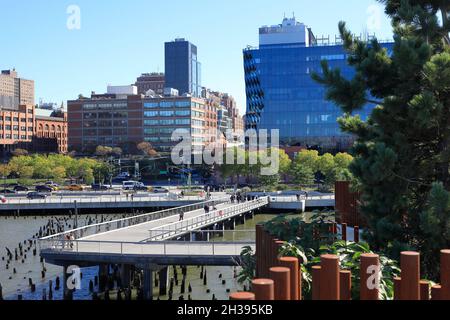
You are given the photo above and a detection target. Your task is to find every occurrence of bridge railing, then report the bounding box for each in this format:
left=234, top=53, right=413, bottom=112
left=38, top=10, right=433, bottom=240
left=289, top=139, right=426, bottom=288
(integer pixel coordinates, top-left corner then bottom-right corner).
left=39, top=238, right=255, bottom=256
left=147, top=197, right=269, bottom=241
left=38, top=197, right=230, bottom=246
left=4, top=194, right=206, bottom=205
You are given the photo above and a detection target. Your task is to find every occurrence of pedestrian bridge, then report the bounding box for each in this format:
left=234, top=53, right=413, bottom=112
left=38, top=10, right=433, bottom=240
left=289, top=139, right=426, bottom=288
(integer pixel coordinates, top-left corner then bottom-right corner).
left=39, top=197, right=268, bottom=267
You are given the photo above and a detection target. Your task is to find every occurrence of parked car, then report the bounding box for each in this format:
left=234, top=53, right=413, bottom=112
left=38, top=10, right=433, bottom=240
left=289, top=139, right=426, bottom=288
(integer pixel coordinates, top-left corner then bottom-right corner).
left=45, top=182, right=59, bottom=191
left=27, top=192, right=48, bottom=200
left=35, top=185, right=53, bottom=193
left=66, top=184, right=84, bottom=191
left=122, top=181, right=146, bottom=191
left=13, top=185, right=29, bottom=192
left=91, top=184, right=109, bottom=191
left=152, top=187, right=169, bottom=194
left=0, top=189, right=16, bottom=194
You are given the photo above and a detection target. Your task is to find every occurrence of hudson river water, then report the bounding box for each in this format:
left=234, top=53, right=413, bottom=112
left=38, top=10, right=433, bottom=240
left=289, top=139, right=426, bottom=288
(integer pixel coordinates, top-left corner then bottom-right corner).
left=0, top=212, right=291, bottom=300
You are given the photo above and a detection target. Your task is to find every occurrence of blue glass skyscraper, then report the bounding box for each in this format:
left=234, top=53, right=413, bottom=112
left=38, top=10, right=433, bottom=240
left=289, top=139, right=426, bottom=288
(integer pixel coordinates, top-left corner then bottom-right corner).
left=165, top=38, right=202, bottom=97
left=244, top=17, right=393, bottom=150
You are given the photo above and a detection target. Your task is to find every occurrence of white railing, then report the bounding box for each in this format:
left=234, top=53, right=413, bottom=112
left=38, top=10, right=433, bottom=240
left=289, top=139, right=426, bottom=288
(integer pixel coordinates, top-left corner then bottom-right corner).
left=147, top=197, right=269, bottom=241
left=38, top=197, right=230, bottom=246
left=3, top=194, right=206, bottom=205
left=39, top=239, right=255, bottom=257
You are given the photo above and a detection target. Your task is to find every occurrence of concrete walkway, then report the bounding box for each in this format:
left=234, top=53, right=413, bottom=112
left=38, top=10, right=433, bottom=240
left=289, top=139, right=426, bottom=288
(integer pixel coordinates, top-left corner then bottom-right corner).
left=80, top=202, right=233, bottom=243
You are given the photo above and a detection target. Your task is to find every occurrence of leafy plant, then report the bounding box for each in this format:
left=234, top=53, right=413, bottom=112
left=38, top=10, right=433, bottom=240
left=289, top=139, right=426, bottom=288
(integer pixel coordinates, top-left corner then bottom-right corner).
left=234, top=246, right=256, bottom=289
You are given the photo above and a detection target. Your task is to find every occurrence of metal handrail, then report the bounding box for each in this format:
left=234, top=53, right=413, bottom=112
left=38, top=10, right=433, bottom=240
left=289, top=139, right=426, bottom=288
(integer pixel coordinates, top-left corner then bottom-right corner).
left=147, top=197, right=269, bottom=241
left=3, top=194, right=207, bottom=205
left=39, top=196, right=230, bottom=243
left=39, top=238, right=255, bottom=256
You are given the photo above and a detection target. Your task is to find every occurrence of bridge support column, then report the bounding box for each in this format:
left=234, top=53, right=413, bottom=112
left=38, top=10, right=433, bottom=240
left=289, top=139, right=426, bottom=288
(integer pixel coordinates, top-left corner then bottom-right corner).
left=143, top=268, right=153, bottom=300
left=120, top=264, right=131, bottom=289
left=158, top=267, right=169, bottom=296
left=63, top=265, right=73, bottom=301
left=98, top=264, right=108, bottom=292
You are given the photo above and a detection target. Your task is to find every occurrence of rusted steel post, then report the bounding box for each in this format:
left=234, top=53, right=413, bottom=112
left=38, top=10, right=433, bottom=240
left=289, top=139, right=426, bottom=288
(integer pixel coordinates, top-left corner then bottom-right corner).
left=269, top=267, right=291, bottom=300
left=341, top=223, right=347, bottom=241
left=441, top=249, right=450, bottom=300
left=320, top=254, right=340, bottom=300
left=393, top=277, right=401, bottom=300
left=431, top=285, right=441, bottom=300
left=230, top=292, right=255, bottom=300
left=256, top=225, right=263, bottom=278
left=400, top=251, right=420, bottom=300
left=419, top=280, right=430, bottom=300
left=264, top=231, right=270, bottom=278
left=312, top=266, right=321, bottom=300
left=278, top=257, right=300, bottom=300
left=274, top=240, right=284, bottom=268
left=340, top=270, right=352, bottom=300
left=354, top=226, right=359, bottom=243
left=252, top=278, right=274, bottom=300
left=360, top=253, right=379, bottom=300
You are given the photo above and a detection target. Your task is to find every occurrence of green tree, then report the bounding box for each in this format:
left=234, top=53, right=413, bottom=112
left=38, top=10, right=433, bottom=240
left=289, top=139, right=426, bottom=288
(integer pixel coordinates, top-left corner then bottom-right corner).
left=291, top=162, right=315, bottom=186
left=52, top=166, right=66, bottom=183
left=312, top=0, right=450, bottom=278
left=95, top=146, right=113, bottom=157
left=334, top=152, right=353, bottom=169
left=17, top=166, right=34, bottom=185
left=293, top=150, right=320, bottom=172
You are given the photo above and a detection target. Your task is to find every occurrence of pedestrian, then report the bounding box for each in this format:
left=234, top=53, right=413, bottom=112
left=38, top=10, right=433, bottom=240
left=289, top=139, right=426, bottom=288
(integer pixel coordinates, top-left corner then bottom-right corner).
left=69, top=233, right=75, bottom=249
left=179, top=211, right=184, bottom=221
left=204, top=205, right=210, bottom=216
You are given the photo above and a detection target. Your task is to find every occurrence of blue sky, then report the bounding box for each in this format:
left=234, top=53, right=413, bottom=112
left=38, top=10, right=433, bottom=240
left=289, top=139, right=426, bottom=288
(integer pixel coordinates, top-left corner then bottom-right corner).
left=0, top=0, right=393, bottom=113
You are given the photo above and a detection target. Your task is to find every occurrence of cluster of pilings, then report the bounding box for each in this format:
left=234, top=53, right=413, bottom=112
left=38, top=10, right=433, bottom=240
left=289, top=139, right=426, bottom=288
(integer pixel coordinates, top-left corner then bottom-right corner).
left=1, top=212, right=140, bottom=300
left=230, top=224, right=450, bottom=301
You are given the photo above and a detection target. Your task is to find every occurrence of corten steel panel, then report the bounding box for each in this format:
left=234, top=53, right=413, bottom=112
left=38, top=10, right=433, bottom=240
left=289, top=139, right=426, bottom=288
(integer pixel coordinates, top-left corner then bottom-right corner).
left=441, top=250, right=450, bottom=300
left=340, top=270, right=352, bottom=301
left=252, top=278, right=274, bottom=300
left=269, top=267, right=291, bottom=300
left=431, top=285, right=441, bottom=300
left=320, top=254, right=340, bottom=300
left=229, top=292, right=255, bottom=300
left=335, top=181, right=364, bottom=227
left=400, top=252, right=420, bottom=300
left=360, top=253, right=379, bottom=300
left=394, top=277, right=402, bottom=300
left=420, top=281, right=430, bottom=300
left=278, top=257, right=300, bottom=300
left=312, top=266, right=321, bottom=300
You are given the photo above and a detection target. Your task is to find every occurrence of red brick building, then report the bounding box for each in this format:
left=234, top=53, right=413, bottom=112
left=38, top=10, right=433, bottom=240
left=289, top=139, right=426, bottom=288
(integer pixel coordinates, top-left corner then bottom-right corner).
left=0, top=104, right=68, bottom=155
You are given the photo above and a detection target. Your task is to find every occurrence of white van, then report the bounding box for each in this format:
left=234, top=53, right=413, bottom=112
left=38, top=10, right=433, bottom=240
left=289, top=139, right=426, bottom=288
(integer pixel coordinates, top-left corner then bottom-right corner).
left=122, top=181, right=146, bottom=191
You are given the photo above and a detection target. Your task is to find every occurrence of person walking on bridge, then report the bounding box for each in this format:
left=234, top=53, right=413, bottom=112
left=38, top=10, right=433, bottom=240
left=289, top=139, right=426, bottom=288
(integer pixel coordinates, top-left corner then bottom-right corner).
left=179, top=211, right=184, bottom=221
